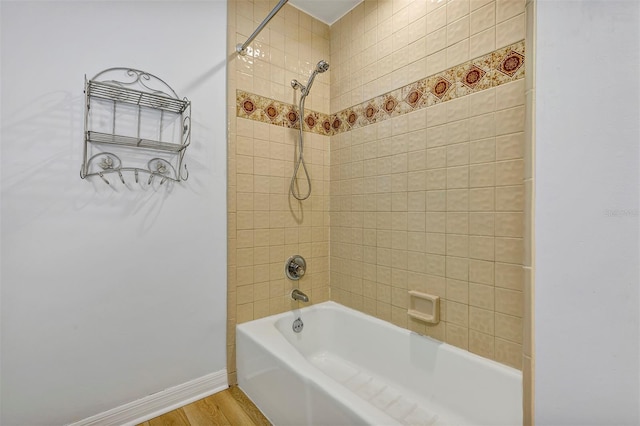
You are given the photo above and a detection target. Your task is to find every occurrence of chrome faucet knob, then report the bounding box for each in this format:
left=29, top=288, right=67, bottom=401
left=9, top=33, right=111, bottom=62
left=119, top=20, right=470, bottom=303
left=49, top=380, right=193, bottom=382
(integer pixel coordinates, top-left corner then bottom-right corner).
left=285, top=255, right=306, bottom=280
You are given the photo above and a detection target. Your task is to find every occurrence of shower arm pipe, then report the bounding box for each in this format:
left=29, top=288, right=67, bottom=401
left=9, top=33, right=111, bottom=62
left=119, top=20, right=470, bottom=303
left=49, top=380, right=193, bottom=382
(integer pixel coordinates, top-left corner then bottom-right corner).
left=236, top=0, right=289, bottom=56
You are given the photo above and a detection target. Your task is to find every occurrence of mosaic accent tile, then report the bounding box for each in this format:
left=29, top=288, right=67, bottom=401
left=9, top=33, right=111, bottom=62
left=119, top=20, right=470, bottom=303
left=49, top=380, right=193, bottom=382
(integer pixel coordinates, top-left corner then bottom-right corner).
left=236, top=40, right=525, bottom=136
left=492, top=41, right=526, bottom=86
left=236, top=90, right=332, bottom=136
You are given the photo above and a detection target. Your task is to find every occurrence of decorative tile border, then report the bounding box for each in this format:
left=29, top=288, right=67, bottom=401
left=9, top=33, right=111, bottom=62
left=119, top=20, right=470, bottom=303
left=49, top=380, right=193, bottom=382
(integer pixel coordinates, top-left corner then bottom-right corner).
left=237, top=90, right=333, bottom=136
left=237, top=40, right=525, bottom=136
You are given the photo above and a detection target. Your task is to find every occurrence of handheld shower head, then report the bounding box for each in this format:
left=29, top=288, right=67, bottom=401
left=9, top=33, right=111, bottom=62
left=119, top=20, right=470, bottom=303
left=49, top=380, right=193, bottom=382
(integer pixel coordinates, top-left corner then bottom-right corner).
left=297, top=60, right=330, bottom=96
left=316, top=60, right=329, bottom=73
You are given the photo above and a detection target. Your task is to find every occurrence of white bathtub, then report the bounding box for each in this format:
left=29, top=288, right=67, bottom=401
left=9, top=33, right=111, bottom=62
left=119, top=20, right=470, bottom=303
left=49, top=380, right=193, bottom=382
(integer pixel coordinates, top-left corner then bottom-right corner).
left=237, top=301, right=522, bottom=426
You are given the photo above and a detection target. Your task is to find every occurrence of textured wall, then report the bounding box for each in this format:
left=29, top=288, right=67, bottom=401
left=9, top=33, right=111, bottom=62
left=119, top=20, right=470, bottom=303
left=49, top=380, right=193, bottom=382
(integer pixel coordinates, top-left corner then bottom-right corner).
left=227, top=0, right=332, bottom=384
left=328, top=0, right=526, bottom=369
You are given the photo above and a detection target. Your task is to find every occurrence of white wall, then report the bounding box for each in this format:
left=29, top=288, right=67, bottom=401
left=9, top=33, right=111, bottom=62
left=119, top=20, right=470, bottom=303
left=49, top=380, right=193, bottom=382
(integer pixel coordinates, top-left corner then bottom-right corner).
left=0, top=1, right=227, bottom=424
left=535, top=0, right=639, bottom=424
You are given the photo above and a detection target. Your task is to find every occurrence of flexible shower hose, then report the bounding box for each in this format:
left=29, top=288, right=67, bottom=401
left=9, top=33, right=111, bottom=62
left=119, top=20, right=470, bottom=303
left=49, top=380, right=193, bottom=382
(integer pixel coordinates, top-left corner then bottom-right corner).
left=289, top=94, right=312, bottom=201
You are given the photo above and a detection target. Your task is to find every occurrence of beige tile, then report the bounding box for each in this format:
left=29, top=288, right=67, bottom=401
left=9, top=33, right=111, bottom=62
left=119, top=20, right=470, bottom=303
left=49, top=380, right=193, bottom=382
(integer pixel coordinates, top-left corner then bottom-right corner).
left=446, top=256, right=468, bottom=281
left=495, top=159, right=524, bottom=186
left=446, top=119, right=470, bottom=145
left=496, top=184, right=524, bottom=211
left=495, top=262, right=524, bottom=290
left=495, top=79, right=525, bottom=110
left=469, top=138, right=496, bottom=164
left=446, top=212, right=469, bottom=234
left=427, top=147, right=447, bottom=168
left=469, top=212, right=494, bottom=236
left=447, top=96, right=470, bottom=122
left=448, top=41, right=471, bottom=68
left=447, top=16, right=470, bottom=46
left=495, top=212, right=524, bottom=237
left=427, top=26, right=447, bottom=56
left=469, top=113, right=495, bottom=141
left=496, top=13, right=525, bottom=48
left=495, top=312, right=523, bottom=343
left=426, top=4, right=447, bottom=33
left=496, top=132, right=524, bottom=160
left=470, top=1, right=495, bottom=35
left=468, top=87, right=496, bottom=116
left=469, top=329, right=495, bottom=358
left=426, top=253, right=447, bottom=276
left=391, top=305, right=409, bottom=328
left=447, top=143, right=470, bottom=166
left=469, top=187, right=495, bottom=211
left=496, top=0, right=525, bottom=23
left=469, top=259, right=494, bottom=284
left=427, top=190, right=447, bottom=211
left=495, top=106, right=525, bottom=136
left=447, top=189, right=469, bottom=211
left=447, top=234, right=469, bottom=257
left=469, top=306, right=495, bottom=333
left=237, top=302, right=254, bottom=323
left=524, top=0, right=536, bottom=92
left=408, top=150, right=427, bottom=171
left=495, top=287, right=523, bottom=316
left=470, top=0, right=494, bottom=12
left=469, top=235, right=495, bottom=261
left=446, top=322, right=469, bottom=350
left=408, top=170, right=428, bottom=191
left=495, top=337, right=523, bottom=369
left=469, top=282, right=494, bottom=309
left=427, top=169, right=448, bottom=190
left=469, top=27, right=496, bottom=60
left=523, top=266, right=534, bottom=357
left=524, top=91, right=535, bottom=181
left=391, top=286, right=409, bottom=309
left=426, top=212, right=446, bottom=232
left=408, top=191, right=426, bottom=211
left=427, top=103, right=448, bottom=128
left=428, top=49, right=449, bottom=75
left=446, top=300, right=469, bottom=326
left=447, top=166, right=470, bottom=189
left=469, top=163, right=495, bottom=188
left=425, top=321, right=447, bottom=341
left=447, top=0, right=471, bottom=23
left=495, top=237, right=523, bottom=264
left=446, top=278, right=469, bottom=304
left=426, top=274, right=447, bottom=297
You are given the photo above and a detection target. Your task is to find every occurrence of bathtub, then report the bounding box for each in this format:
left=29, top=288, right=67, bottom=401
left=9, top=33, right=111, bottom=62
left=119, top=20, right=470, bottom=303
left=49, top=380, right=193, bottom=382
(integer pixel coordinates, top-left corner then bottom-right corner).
left=237, top=301, right=522, bottom=426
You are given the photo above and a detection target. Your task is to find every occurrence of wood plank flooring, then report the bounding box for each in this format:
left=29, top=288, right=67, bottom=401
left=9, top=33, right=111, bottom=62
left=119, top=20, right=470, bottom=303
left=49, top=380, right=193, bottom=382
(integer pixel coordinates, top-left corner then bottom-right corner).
left=139, top=386, right=271, bottom=426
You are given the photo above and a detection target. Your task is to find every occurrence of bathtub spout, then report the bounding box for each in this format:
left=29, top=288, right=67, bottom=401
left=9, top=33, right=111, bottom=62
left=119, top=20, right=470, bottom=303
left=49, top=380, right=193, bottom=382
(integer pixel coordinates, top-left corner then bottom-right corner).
left=291, top=289, right=309, bottom=303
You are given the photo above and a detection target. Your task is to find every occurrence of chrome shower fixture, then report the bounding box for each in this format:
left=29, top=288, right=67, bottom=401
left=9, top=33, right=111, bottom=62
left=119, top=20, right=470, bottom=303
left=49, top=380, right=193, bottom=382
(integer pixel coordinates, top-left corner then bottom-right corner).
left=289, top=60, right=330, bottom=201
left=290, top=60, right=330, bottom=97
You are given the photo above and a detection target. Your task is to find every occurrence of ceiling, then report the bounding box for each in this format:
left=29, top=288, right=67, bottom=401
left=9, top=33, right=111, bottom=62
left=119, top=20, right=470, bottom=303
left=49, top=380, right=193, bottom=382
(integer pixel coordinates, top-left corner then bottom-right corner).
left=288, top=0, right=363, bottom=25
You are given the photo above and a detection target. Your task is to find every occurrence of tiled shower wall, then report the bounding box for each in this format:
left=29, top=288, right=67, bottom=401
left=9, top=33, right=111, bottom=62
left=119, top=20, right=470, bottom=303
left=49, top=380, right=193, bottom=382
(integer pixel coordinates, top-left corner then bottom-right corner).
left=226, top=0, right=332, bottom=384
left=227, top=0, right=528, bottom=383
left=329, top=0, right=526, bottom=369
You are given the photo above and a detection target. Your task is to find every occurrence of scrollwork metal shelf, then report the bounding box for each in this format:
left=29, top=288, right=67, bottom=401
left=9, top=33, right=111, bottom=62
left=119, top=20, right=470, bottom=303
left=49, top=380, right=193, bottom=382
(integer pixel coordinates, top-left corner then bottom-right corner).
left=81, top=68, right=191, bottom=185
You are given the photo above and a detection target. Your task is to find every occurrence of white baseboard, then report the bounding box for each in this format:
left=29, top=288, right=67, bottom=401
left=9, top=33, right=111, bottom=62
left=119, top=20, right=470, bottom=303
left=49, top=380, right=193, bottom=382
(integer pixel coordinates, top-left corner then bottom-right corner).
left=69, top=369, right=228, bottom=426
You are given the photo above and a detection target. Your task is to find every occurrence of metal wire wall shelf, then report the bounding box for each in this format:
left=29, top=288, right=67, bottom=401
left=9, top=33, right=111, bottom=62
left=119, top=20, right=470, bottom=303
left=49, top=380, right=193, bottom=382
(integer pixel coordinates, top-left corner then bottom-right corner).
left=81, top=68, right=191, bottom=185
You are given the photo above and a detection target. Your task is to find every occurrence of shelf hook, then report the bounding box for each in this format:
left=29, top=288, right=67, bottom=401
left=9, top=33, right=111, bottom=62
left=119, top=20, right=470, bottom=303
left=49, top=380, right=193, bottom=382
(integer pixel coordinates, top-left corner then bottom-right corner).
left=98, top=172, right=110, bottom=185
left=135, top=169, right=139, bottom=183
left=118, top=170, right=125, bottom=184
left=148, top=174, right=154, bottom=185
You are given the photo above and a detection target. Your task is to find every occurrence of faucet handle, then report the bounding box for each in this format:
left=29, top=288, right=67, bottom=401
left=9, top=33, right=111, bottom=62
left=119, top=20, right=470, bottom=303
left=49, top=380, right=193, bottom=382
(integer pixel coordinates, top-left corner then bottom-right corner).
left=285, top=255, right=306, bottom=280
left=291, top=263, right=305, bottom=276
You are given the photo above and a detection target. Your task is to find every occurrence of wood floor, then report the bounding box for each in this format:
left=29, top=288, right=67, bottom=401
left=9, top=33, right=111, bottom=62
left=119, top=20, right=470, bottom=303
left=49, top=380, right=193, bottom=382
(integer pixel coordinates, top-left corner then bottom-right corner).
left=139, top=386, right=271, bottom=426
